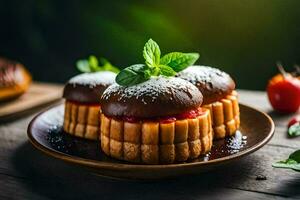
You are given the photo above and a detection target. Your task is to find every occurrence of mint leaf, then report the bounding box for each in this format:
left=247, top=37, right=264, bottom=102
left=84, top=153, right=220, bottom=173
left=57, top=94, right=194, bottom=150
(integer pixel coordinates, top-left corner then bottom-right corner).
left=76, top=56, right=120, bottom=73
left=151, top=67, right=161, bottom=76
left=144, top=69, right=151, bottom=79
left=272, top=150, right=300, bottom=172
left=292, top=164, right=300, bottom=171
left=76, top=60, right=91, bottom=72
left=272, top=159, right=300, bottom=171
left=289, top=150, right=300, bottom=162
left=160, top=52, right=199, bottom=72
left=272, top=159, right=298, bottom=168
left=288, top=123, right=300, bottom=137
left=99, top=57, right=109, bottom=66
left=115, top=38, right=200, bottom=86
left=99, top=58, right=120, bottom=73
left=160, top=65, right=176, bottom=76
left=143, top=39, right=161, bottom=68
left=88, top=55, right=99, bottom=71
left=104, top=64, right=120, bottom=73
left=116, top=64, right=150, bottom=86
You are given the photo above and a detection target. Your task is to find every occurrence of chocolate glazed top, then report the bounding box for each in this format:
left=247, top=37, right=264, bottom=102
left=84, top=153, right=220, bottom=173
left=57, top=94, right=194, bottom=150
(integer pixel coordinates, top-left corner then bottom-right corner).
left=176, top=65, right=235, bottom=105
left=100, top=77, right=203, bottom=118
left=63, top=71, right=116, bottom=104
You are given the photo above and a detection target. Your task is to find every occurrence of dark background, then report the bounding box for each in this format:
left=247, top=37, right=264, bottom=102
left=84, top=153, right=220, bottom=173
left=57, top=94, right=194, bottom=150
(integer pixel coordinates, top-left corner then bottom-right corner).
left=1, top=0, right=300, bottom=90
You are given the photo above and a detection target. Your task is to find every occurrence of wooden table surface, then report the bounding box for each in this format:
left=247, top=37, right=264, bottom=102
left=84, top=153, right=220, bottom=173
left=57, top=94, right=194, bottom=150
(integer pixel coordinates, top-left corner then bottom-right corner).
left=0, top=89, right=299, bottom=200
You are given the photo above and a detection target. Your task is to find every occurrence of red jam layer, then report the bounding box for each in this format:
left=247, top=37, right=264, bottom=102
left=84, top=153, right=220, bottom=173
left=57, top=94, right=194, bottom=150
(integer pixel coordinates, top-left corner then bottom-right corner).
left=66, top=100, right=100, bottom=107
left=110, top=107, right=204, bottom=124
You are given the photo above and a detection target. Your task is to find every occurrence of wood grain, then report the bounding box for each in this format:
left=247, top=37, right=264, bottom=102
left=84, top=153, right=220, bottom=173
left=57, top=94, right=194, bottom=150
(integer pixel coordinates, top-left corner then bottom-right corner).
left=0, top=89, right=299, bottom=199
left=0, top=82, right=63, bottom=120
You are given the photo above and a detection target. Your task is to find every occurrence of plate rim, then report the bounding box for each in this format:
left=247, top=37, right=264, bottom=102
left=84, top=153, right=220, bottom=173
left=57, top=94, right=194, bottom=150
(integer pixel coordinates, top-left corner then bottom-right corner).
left=27, top=103, right=275, bottom=170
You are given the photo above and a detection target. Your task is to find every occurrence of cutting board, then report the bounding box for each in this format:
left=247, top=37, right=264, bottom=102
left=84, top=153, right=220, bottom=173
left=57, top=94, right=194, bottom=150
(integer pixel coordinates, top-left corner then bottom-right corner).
left=0, top=82, right=63, bottom=121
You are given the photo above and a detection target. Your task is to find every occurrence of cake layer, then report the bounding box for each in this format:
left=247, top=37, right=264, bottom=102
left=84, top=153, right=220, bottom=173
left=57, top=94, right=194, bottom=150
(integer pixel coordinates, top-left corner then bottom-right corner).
left=203, top=91, right=240, bottom=139
left=100, top=108, right=213, bottom=164
left=63, top=101, right=100, bottom=140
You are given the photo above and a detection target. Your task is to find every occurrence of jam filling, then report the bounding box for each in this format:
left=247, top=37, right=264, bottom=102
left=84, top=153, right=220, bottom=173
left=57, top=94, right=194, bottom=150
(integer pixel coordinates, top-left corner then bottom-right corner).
left=111, top=107, right=204, bottom=124
left=66, top=100, right=100, bottom=107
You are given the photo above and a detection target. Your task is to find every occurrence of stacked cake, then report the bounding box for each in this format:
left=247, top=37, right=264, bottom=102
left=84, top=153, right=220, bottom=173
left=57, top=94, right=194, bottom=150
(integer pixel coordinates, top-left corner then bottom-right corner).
left=62, top=40, right=240, bottom=164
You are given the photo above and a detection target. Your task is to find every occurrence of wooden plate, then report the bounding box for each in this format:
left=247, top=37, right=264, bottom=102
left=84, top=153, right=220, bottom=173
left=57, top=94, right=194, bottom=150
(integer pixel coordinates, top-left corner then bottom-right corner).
left=27, top=104, right=274, bottom=179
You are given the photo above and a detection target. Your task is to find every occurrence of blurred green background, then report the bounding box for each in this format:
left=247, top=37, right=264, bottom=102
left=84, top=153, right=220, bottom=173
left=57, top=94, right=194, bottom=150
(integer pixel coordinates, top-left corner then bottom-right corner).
left=1, top=0, right=300, bottom=90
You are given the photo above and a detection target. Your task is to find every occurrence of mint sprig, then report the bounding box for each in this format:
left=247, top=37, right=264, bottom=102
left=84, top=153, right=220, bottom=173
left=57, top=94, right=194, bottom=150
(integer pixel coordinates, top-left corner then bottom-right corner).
left=272, top=150, right=300, bottom=171
left=76, top=55, right=120, bottom=73
left=116, top=39, right=199, bottom=86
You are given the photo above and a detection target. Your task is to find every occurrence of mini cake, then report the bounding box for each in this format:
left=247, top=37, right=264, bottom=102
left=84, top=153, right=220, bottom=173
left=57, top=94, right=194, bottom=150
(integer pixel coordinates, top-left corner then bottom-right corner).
left=63, top=71, right=116, bottom=140
left=100, top=77, right=213, bottom=164
left=0, top=57, right=31, bottom=102
left=177, top=65, right=240, bottom=139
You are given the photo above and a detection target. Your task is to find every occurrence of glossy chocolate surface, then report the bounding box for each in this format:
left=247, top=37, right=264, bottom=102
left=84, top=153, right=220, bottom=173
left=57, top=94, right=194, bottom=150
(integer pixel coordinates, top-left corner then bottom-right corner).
left=177, top=66, right=235, bottom=104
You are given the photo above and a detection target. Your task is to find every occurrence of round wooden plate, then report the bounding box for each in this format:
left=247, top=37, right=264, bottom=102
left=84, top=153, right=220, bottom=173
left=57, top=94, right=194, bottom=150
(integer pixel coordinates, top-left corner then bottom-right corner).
left=27, top=104, right=274, bottom=179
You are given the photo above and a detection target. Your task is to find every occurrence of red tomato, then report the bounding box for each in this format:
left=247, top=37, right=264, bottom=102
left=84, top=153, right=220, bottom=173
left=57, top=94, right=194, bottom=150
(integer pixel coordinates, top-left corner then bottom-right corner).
left=288, top=115, right=300, bottom=127
left=267, top=74, right=300, bottom=113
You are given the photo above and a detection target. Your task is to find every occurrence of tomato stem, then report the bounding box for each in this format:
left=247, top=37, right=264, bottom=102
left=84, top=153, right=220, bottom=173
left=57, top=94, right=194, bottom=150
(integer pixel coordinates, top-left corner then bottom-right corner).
left=276, top=62, right=288, bottom=79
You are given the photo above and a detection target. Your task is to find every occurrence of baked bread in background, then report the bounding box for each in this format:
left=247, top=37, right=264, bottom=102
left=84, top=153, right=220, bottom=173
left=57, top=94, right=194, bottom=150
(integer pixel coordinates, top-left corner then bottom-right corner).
left=0, top=58, right=31, bottom=102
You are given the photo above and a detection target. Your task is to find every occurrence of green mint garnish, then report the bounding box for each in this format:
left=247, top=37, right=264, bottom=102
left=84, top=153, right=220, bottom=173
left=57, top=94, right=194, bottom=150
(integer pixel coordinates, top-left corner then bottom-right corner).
left=272, top=150, right=300, bottom=172
left=76, top=60, right=90, bottom=73
left=159, top=65, right=177, bottom=76
left=115, top=64, right=150, bottom=86
left=76, top=55, right=120, bottom=73
left=288, top=123, right=300, bottom=137
left=290, top=149, right=300, bottom=161
left=143, top=39, right=161, bottom=69
left=160, top=52, right=200, bottom=72
left=116, top=38, right=199, bottom=86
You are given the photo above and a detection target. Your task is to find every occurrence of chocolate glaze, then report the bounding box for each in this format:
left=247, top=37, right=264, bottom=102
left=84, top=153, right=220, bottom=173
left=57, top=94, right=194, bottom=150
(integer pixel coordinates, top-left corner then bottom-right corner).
left=63, top=72, right=116, bottom=104
left=176, top=66, right=235, bottom=104
left=100, top=77, right=203, bottom=118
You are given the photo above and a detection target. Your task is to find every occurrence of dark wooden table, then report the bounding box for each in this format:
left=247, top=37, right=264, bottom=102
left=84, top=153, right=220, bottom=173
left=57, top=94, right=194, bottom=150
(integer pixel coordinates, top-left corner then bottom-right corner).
left=0, top=90, right=299, bottom=200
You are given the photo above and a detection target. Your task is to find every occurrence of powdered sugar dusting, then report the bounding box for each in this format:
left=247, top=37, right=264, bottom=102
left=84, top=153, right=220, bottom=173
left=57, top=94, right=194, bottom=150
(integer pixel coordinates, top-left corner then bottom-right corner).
left=177, top=65, right=226, bottom=85
left=68, top=71, right=116, bottom=88
left=102, top=76, right=199, bottom=104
